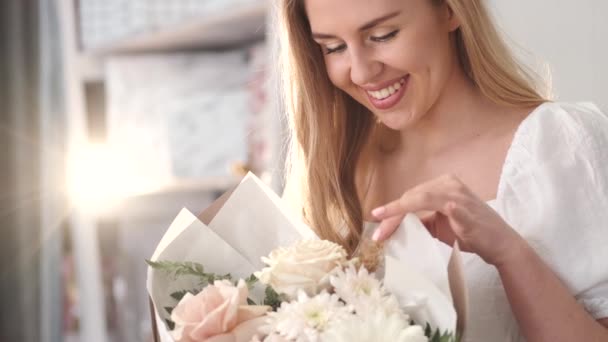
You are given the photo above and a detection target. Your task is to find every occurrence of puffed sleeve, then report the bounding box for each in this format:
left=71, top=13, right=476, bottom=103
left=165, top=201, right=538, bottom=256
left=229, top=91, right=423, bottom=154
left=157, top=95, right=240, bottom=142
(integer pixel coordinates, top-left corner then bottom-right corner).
left=495, top=102, right=608, bottom=319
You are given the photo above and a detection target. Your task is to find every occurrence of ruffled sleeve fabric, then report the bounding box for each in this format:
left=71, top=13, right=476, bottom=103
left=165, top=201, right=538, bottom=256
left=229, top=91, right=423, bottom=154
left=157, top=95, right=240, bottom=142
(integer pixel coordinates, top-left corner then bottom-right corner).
left=494, top=102, right=608, bottom=319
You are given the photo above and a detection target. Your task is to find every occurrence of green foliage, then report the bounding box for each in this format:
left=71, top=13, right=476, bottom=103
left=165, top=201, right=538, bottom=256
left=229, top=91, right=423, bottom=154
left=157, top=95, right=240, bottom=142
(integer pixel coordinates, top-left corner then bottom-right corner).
left=170, top=289, right=202, bottom=302
left=245, top=274, right=258, bottom=289
left=425, top=323, right=458, bottom=342
left=146, top=259, right=232, bottom=287
left=147, top=259, right=277, bottom=332
left=165, top=319, right=175, bottom=331
left=263, top=286, right=284, bottom=311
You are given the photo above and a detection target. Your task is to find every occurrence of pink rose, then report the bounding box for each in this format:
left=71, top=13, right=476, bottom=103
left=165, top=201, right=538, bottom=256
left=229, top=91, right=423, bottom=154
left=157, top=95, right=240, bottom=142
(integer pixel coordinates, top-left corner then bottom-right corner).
left=171, top=279, right=269, bottom=342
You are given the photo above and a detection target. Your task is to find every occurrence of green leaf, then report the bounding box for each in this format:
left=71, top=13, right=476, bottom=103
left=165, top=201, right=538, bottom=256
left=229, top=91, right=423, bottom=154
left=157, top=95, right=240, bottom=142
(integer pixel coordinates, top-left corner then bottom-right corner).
left=263, top=286, right=284, bottom=311
left=146, top=260, right=206, bottom=277
left=170, top=290, right=190, bottom=301
left=165, top=319, right=175, bottom=331
left=146, top=259, right=232, bottom=286
left=422, top=323, right=457, bottom=342
left=245, top=274, right=258, bottom=289
left=425, top=323, right=432, bottom=337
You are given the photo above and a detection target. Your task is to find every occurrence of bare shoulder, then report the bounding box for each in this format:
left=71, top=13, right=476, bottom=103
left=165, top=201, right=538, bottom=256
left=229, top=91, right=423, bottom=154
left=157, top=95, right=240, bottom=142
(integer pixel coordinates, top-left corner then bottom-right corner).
left=497, top=103, right=537, bottom=136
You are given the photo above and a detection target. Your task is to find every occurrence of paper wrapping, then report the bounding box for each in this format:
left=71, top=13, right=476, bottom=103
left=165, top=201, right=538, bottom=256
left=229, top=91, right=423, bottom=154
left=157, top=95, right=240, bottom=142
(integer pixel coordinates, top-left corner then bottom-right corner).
left=147, top=173, right=467, bottom=341
left=383, top=213, right=468, bottom=335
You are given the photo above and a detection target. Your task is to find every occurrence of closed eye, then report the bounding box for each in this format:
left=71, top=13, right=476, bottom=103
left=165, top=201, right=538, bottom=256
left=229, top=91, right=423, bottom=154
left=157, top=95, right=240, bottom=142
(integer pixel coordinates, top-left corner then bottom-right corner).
left=324, top=43, right=347, bottom=55
left=321, top=29, right=399, bottom=55
left=370, top=30, right=399, bottom=42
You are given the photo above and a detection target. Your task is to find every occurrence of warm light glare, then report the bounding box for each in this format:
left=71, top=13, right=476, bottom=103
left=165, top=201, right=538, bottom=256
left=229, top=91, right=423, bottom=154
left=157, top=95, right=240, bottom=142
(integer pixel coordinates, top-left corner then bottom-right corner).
left=67, top=143, right=164, bottom=210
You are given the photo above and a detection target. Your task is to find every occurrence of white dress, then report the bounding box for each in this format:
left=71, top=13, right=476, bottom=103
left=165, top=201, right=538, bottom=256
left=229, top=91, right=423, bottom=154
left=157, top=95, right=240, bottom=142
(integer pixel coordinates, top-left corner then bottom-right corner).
left=359, top=102, right=608, bottom=341
left=444, top=102, right=608, bottom=341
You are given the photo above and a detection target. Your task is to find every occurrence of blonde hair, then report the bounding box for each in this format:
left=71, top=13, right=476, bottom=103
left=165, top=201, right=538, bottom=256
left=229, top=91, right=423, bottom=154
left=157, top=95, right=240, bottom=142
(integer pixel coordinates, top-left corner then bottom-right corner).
left=276, top=0, right=548, bottom=254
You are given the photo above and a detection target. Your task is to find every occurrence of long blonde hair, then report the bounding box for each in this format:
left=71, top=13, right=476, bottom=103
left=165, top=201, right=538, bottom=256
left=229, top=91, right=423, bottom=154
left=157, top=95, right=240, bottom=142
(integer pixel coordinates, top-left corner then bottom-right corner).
left=276, top=0, right=547, bottom=254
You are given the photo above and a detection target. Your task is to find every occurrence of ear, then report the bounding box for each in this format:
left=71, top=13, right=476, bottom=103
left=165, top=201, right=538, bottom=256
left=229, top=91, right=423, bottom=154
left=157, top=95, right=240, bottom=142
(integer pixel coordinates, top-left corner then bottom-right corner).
left=443, top=3, right=461, bottom=32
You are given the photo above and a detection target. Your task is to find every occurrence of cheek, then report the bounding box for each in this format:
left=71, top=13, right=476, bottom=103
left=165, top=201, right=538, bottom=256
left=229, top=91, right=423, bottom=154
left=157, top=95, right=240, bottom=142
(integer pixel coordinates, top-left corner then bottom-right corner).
left=325, top=59, right=348, bottom=89
left=393, top=39, right=439, bottom=72
left=392, top=31, right=453, bottom=96
left=387, top=16, right=450, bottom=71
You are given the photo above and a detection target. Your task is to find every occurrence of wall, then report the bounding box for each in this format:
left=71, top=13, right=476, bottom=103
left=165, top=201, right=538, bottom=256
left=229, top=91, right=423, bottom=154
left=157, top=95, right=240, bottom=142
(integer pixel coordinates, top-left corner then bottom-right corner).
left=490, top=0, right=608, bottom=111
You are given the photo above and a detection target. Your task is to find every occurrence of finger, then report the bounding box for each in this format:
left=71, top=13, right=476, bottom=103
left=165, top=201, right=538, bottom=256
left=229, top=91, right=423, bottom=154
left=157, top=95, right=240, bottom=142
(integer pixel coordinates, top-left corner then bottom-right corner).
left=372, top=188, right=453, bottom=219
left=371, top=175, right=467, bottom=219
left=372, top=214, right=404, bottom=242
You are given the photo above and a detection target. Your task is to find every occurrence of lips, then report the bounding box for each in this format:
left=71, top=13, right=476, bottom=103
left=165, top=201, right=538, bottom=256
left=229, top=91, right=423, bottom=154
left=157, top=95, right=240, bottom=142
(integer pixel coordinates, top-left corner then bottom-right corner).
left=364, top=75, right=409, bottom=110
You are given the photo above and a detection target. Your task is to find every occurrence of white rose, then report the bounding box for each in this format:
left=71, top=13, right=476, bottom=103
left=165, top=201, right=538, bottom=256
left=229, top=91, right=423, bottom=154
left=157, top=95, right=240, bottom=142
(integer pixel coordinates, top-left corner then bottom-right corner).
left=255, top=240, right=348, bottom=300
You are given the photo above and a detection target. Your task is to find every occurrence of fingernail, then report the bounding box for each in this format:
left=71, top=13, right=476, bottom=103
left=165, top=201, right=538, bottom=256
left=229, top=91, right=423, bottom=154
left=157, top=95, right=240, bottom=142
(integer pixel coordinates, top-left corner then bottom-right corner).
left=371, top=207, right=385, bottom=217
left=372, top=229, right=382, bottom=241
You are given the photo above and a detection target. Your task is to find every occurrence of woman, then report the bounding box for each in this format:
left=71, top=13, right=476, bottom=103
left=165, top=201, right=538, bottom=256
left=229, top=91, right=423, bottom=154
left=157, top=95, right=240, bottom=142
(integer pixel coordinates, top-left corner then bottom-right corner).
left=277, top=0, right=608, bottom=341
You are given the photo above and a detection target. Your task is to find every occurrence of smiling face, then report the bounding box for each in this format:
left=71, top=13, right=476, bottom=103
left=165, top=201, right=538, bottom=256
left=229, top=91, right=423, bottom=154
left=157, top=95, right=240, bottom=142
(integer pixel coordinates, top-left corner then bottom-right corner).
left=305, top=0, right=461, bottom=131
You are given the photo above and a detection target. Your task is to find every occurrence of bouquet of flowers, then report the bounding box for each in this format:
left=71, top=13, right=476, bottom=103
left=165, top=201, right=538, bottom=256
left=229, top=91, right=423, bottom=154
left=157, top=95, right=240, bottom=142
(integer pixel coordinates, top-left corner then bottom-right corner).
left=147, top=174, right=467, bottom=342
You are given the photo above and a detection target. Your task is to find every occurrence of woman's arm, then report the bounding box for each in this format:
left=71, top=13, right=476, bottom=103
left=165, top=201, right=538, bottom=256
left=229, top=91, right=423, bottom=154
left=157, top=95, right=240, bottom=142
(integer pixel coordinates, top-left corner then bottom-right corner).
left=497, top=240, right=608, bottom=341
left=371, top=174, right=608, bottom=342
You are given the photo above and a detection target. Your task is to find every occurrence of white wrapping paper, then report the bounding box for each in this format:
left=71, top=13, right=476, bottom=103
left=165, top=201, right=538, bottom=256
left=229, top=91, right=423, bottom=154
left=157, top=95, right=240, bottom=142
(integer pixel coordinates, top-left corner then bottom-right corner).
left=147, top=173, right=467, bottom=340
left=383, top=213, right=468, bottom=335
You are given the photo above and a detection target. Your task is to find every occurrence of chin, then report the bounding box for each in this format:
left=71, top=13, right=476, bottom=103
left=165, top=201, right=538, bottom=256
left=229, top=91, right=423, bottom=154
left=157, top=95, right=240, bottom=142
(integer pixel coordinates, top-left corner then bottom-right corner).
left=378, top=108, right=416, bottom=131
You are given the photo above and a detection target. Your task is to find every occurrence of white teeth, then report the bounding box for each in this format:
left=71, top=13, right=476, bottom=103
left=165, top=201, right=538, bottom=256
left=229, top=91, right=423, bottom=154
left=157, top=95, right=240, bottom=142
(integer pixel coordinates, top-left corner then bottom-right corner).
left=367, top=78, right=406, bottom=100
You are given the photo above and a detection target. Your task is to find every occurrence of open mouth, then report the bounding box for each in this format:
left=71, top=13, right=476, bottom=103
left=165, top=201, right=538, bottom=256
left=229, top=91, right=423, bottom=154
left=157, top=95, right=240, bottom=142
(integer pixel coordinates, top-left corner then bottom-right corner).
left=364, top=75, right=409, bottom=110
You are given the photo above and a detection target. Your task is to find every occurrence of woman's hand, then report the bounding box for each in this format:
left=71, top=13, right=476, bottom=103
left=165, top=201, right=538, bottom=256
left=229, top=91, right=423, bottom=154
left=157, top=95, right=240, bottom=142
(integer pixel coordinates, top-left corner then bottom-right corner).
left=371, top=174, right=527, bottom=267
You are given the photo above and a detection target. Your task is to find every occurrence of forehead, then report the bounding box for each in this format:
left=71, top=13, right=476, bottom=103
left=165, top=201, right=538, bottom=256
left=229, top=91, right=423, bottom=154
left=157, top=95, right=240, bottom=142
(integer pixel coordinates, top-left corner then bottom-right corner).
left=305, top=0, right=408, bottom=32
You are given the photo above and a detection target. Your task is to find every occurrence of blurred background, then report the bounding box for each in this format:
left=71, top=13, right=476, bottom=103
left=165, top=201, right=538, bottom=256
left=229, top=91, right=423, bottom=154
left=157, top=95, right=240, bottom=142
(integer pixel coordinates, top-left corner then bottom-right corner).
left=0, top=1, right=606, bottom=342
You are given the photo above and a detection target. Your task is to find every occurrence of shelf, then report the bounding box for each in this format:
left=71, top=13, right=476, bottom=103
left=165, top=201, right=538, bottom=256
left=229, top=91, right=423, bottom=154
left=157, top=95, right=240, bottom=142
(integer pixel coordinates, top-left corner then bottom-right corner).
left=88, top=2, right=267, bottom=54
left=78, top=2, right=267, bottom=82
left=79, top=53, right=104, bottom=83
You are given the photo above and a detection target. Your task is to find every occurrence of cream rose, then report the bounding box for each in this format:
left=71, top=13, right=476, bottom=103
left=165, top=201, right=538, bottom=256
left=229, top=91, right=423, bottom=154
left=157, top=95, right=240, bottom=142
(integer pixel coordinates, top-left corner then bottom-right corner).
left=254, top=240, right=348, bottom=299
left=170, top=279, right=269, bottom=342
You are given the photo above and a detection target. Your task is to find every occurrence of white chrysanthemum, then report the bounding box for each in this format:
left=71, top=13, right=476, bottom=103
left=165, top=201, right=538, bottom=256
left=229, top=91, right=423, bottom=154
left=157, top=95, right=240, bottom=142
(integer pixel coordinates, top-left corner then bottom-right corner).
left=331, top=265, right=384, bottom=303
left=321, top=311, right=428, bottom=342
left=356, top=291, right=408, bottom=320
left=265, top=290, right=352, bottom=342
left=331, top=265, right=407, bottom=319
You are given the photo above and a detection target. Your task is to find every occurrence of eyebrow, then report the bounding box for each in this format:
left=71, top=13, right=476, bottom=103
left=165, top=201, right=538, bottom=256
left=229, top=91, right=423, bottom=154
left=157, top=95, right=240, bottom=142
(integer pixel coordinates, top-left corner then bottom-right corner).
left=312, top=11, right=401, bottom=40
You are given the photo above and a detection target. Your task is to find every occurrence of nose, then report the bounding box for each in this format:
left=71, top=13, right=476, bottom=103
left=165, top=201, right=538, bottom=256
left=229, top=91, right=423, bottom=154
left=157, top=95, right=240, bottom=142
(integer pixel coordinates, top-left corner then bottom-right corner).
left=349, top=46, right=383, bottom=86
